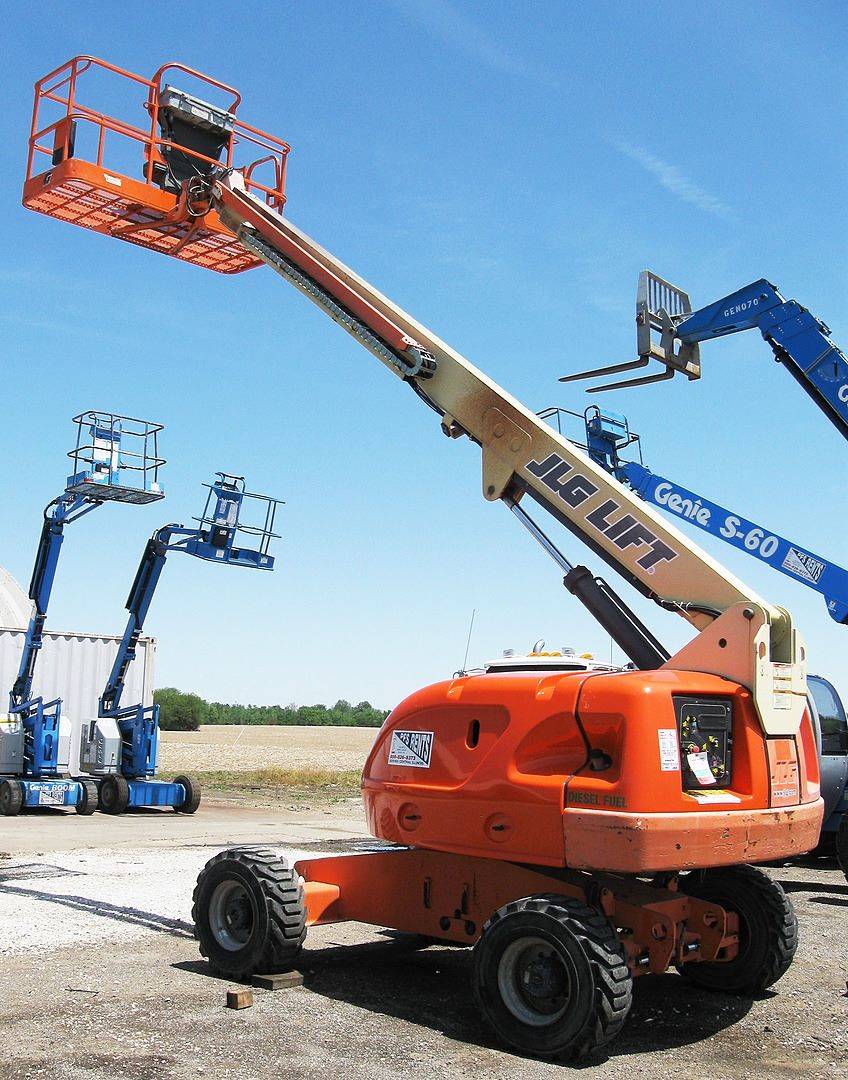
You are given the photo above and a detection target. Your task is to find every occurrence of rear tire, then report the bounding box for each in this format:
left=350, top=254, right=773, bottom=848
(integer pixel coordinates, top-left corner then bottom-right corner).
left=837, top=814, right=848, bottom=881
left=99, top=774, right=130, bottom=815
left=0, top=779, right=24, bottom=817
left=473, top=894, right=632, bottom=1061
left=174, top=774, right=201, bottom=814
left=678, top=864, right=797, bottom=993
left=193, top=847, right=307, bottom=979
left=75, top=780, right=99, bottom=816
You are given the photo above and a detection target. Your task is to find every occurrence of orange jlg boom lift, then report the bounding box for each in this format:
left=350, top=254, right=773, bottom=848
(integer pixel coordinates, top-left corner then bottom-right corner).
left=23, top=57, right=822, bottom=1060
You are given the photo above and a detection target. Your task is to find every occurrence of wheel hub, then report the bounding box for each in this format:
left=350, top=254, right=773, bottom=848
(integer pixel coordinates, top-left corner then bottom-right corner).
left=497, top=936, right=571, bottom=1026
left=209, top=880, right=256, bottom=951
left=523, top=953, right=567, bottom=1005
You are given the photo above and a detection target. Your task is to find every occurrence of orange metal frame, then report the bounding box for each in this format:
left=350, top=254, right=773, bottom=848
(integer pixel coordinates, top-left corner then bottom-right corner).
left=294, top=848, right=739, bottom=977
left=23, top=56, right=290, bottom=273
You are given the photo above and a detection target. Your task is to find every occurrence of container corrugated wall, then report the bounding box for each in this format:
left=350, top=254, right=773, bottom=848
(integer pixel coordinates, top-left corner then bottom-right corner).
left=0, top=627, right=156, bottom=720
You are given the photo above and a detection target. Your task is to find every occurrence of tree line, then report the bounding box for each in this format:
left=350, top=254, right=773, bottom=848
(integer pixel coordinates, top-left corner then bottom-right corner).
left=154, top=687, right=389, bottom=732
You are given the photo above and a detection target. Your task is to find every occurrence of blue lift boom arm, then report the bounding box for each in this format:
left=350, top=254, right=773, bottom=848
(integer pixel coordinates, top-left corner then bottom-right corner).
left=578, top=407, right=848, bottom=625
left=10, top=494, right=101, bottom=712
left=97, top=474, right=280, bottom=785
left=621, top=461, right=848, bottom=625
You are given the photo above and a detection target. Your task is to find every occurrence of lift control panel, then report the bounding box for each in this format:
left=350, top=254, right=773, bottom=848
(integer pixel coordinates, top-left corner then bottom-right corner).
left=675, top=696, right=733, bottom=790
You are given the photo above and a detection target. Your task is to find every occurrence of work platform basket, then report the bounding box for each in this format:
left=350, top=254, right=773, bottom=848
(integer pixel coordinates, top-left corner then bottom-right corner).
left=66, top=410, right=165, bottom=504
left=23, top=57, right=290, bottom=274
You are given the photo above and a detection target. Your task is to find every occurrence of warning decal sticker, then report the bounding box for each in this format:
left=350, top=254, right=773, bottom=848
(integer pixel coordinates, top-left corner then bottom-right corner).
left=388, top=730, right=434, bottom=768
left=686, top=789, right=741, bottom=804
left=781, top=547, right=825, bottom=584
left=658, top=728, right=681, bottom=772
left=36, top=783, right=72, bottom=807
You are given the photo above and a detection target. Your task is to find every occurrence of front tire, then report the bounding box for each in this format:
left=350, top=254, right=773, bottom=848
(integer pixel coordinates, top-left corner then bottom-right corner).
left=75, top=780, right=99, bottom=816
left=174, top=774, right=201, bottom=814
left=837, top=814, right=848, bottom=882
left=99, top=774, right=130, bottom=815
left=0, top=779, right=24, bottom=817
left=678, top=864, right=797, bottom=993
left=473, top=894, right=632, bottom=1061
left=193, top=847, right=307, bottom=980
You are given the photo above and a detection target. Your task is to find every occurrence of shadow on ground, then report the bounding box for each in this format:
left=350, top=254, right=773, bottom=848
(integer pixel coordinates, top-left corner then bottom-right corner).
left=0, top=883, right=195, bottom=937
left=182, top=933, right=755, bottom=1069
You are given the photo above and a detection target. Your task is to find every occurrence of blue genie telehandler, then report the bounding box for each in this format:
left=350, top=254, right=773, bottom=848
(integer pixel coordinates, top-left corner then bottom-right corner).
left=0, top=411, right=164, bottom=816
left=82, top=473, right=282, bottom=815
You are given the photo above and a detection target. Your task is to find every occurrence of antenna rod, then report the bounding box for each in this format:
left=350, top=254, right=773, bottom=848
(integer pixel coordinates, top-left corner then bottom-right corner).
left=461, top=608, right=477, bottom=673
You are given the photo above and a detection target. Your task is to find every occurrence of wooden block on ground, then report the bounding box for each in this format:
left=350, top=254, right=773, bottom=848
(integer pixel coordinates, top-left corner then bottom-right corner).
left=226, top=988, right=254, bottom=1010
left=251, top=971, right=304, bottom=990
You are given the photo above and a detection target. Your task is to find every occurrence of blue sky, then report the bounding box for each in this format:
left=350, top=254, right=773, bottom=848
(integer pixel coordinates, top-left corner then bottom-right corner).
left=1, top=1, right=845, bottom=709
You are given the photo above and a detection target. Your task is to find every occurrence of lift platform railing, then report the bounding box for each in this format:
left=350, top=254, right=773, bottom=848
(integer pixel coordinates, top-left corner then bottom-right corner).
left=187, top=473, right=282, bottom=569
left=66, top=410, right=165, bottom=504
left=537, top=405, right=643, bottom=470
left=24, top=56, right=290, bottom=274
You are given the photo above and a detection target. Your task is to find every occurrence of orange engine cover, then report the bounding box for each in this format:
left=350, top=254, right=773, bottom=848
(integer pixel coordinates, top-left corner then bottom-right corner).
left=362, top=668, right=823, bottom=873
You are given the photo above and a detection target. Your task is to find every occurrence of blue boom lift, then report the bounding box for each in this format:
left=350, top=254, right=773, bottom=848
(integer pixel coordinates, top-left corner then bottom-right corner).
left=90, top=473, right=282, bottom=815
left=0, top=412, right=164, bottom=817
left=560, top=270, right=848, bottom=442
left=542, top=405, right=848, bottom=625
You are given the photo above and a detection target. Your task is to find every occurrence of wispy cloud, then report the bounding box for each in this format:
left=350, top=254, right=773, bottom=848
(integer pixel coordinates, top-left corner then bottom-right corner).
left=613, top=140, right=734, bottom=220
left=385, top=0, right=558, bottom=88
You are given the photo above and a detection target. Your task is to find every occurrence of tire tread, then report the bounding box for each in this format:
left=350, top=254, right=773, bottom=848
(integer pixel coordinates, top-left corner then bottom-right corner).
left=193, top=847, right=306, bottom=978
left=475, top=893, right=632, bottom=1060
left=680, top=863, right=797, bottom=993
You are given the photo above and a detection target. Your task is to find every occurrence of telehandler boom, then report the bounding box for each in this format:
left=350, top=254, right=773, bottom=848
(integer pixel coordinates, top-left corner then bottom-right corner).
left=22, top=57, right=822, bottom=1061
left=561, top=270, right=848, bottom=443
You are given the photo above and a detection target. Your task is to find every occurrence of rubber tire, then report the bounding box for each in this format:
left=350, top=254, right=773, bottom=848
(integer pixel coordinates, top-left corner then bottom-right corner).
left=193, top=847, right=307, bottom=979
left=678, top=864, right=797, bottom=994
left=0, top=779, right=24, bottom=817
left=174, top=774, right=201, bottom=814
left=99, top=774, right=130, bottom=815
left=473, top=894, right=632, bottom=1061
left=75, top=780, right=99, bottom=816
left=837, top=814, right=848, bottom=881
left=810, top=830, right=837, bottom=859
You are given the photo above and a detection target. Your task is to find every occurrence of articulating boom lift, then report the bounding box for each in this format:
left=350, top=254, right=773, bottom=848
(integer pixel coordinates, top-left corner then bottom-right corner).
left=0, top=411, right=163, bottom=816
left=541, top=405, right=848, bottom=625
left=560, top=270, right=848, bottom=443
left=23, top=57, right=823, bottom=1061
left=88, top=473, right=281, bottom=815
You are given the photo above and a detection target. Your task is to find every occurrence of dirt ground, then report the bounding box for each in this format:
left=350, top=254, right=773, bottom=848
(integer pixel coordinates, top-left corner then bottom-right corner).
left=0, top=797, right=846, bottom=1080
left=158, top=725, right=377, bottom=774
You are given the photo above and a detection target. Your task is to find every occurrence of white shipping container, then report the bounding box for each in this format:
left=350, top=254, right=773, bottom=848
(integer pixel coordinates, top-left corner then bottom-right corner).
left=0, top=626, right=156, bottom=721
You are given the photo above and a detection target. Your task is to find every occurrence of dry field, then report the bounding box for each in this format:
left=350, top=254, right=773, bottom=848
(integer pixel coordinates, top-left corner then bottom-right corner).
left=159, top=724, right=378, bottom=775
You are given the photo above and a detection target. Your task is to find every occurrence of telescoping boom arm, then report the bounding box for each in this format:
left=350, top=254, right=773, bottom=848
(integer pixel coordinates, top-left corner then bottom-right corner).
left=574, top=406, right=848, bottom=625
left=562, top=271, right=848, bottom=444
left=205, top=173, right=807, bottom=735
